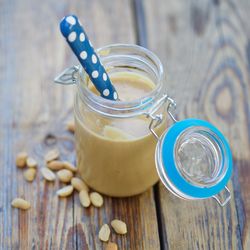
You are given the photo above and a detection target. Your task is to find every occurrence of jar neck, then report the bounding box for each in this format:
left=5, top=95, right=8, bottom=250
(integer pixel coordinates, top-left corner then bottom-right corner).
left=77, top=44, right=164, bottom=118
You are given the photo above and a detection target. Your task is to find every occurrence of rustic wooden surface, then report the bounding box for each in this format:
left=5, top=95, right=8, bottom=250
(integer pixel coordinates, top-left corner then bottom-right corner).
left=0, top=0, right=249, bottom=249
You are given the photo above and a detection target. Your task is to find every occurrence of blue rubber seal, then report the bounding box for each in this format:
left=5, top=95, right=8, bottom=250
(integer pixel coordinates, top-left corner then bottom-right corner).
left=161, top=118, right=233, bottom=198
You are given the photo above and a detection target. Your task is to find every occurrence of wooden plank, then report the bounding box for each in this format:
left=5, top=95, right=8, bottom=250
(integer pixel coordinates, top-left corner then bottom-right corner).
left=0, top=0, right=160, bottom=249
left=194, top=0, right=250, bottom=248
left=217, top=1, right=250, bottom=248
left=142, top=0, right=248, bottom=248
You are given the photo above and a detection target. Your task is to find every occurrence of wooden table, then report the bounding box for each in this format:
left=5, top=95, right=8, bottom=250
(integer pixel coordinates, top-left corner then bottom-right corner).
left=1, top=0, right=250, bottom=249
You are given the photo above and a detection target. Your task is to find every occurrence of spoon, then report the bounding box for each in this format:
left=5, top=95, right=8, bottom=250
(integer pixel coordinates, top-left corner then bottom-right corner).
left=60, top=15, right=118, bottom=101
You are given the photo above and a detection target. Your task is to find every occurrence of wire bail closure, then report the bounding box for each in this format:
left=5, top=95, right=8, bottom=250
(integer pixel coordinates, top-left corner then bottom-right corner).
left=54, top=65, right=79, bottom=85
left=147, top=94, right=177, bottom=140
left=148, top=96, right=232, bottom=207
left=212, top=186, right=231, bottom=207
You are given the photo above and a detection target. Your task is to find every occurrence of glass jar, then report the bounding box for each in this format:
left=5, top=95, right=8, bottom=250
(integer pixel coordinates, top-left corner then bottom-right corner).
left=74, top=44, right=167, bottom=197
left=55, top=44, right=233, bottom=206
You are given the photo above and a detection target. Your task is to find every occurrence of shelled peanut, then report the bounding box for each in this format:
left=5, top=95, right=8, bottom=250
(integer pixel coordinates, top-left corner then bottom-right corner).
left=16, top=152, right=28, bottom=168
left=106, top=242, right=118, bottom=250
left=24, top=168, right=37, bottom=182
left=57, top=185, right=74, bottom=197
left=26, top=157, right=37, bottom=168
left=44, top=149, right=60, bottom=163
left=57, top=169, right=73, bottom=183
left=111, top=219, right=127, bottom=235
left=90, top=192, right=104, bottom=207
left=71, top=177, right=89, bottom=192
left=79, top=190, right=91, bottom=207
left=41, top=167, right=56, bottom=181
left=11, top=198, right=31, bottom=210
left=99, top=224, right=111, bottom=242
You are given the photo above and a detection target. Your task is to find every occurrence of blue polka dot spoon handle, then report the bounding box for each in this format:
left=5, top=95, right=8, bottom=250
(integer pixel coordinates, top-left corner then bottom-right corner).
left=60, top=15, right=118, bottom=100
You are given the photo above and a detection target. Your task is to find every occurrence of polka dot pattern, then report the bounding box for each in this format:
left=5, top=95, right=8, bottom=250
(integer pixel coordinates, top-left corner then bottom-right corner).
left=60, top=15, right=118, bottom=100
left=65, top=16, right=76, bottom=25
left=92, top=54, right=97, bottom=64
left=68, top=32, right=76, bottom=42
left=103, top=89, right=110, bottom=96
left=79, top=33, right=85, bottom=42
left=92, top=70, right=99, bottom=78
left=80, top=51, right=87, bottom=60
left=113, top=92, right=118, bottom=100
left=103, top=73, right=107, bottom=81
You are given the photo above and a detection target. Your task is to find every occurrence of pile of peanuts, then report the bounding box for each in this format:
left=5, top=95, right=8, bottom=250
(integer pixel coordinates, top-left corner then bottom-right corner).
left=11, top=121, right=127, bottom=250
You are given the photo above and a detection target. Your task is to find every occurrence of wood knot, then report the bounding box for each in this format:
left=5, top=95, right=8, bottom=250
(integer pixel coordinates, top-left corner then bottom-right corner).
left=190, top=4, right=209, bottom=36
left=44, top=134, right=57, bottom=146
left=214, top=84, right=234, bottom=120
left=168, top=14, right=177, bottom=34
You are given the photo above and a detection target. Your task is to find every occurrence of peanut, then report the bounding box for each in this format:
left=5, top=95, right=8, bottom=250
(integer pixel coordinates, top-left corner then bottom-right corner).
left=47, top=160, right=64, bottom=171
left=45, top=149, right=59, bottom=162
left=79, top=190, right=91, bottom=208
left=89, top=192, right=103, bottom=207
left=57, top=169, right=73, bottom=183
left=71, top=177, right=89, bottom=192
left=16, top=152, right=28, bottom=168
left=106, top=242, right=118, bottom=250
left=63, top=161, right=77, bottom=172
left=24, top=168, right=36, bottom=182
left=111, top=220, right=127, bottom=235
left=57, top=185, right=74, bottom=197
left=26, top=157, right=37, bottom=168
left=66, top=120, right=75, bottom=133
left=11, top=198, right=30, bottom=210
left=41, top=167, right=56, bottom=181
left=98, top=224, right=110, bottom=242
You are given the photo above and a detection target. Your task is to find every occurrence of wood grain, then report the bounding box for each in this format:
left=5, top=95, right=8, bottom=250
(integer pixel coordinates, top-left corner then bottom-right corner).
left=0, top=0, right=160, bottom=249
left=142, top=0, right=249, bottom=249
left=216, top=1, right=250, bottom=248
left=1, top=0, right=250, bottom=249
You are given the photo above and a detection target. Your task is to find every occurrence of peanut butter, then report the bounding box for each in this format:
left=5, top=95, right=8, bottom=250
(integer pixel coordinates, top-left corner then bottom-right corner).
left=75, top=72, right=166, bottom=197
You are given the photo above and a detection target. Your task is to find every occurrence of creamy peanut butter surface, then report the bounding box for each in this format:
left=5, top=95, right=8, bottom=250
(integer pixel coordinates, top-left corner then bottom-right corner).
left=75, top=72, right=166, bottom=197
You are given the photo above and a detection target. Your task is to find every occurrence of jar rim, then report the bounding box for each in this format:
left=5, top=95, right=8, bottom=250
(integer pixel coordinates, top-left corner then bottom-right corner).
left=76, top=43, right=165, bottom=118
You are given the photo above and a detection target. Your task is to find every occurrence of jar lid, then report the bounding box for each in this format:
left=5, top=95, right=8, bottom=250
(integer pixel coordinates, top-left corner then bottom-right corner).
left=156, top=118, right=233, bottom=200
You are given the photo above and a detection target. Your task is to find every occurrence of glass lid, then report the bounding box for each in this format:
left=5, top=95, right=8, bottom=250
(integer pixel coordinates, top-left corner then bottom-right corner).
left=156, top=118, right=233, bottom=200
